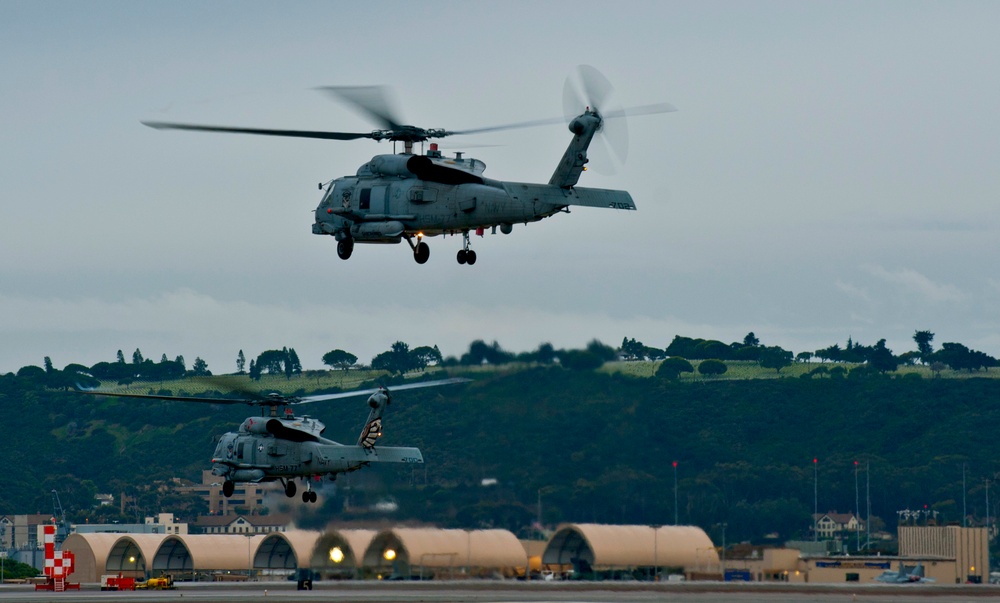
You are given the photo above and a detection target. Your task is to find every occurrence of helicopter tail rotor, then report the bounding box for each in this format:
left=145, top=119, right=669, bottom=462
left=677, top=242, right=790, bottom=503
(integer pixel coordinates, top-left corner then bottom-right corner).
left=561, top=65, right=677, bottom=175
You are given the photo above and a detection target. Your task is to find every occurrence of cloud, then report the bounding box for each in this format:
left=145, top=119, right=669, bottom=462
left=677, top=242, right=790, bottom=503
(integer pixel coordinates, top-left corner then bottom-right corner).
left=863, top=266, right=965, bottom=304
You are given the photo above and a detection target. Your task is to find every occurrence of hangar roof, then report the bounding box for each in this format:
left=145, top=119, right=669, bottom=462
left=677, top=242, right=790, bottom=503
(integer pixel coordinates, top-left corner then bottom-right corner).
left=364, top=528, right=526, bottom=568
left=542, top=523, right=719, bottom=570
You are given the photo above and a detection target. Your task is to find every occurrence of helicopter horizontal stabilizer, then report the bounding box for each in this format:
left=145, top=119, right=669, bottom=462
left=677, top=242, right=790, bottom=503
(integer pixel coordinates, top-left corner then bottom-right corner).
left=337, top=445, right=423, bottom=464
left=503, top=183, right=636, bottom=211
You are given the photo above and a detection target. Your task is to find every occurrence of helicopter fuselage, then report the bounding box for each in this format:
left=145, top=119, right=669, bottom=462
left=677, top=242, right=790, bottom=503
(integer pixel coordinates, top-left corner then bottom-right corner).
left=312, top=111, right=637, bottom=265
left=211, top=430, right=422, bottom=483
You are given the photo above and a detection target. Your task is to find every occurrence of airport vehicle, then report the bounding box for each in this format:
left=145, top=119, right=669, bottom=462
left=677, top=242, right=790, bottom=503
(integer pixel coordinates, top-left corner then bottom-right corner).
left=80, top=377, right=467, bottom=503
left=100, top=575, right=136, bottom=591
left=875, top=562, right=935, bottom=583
left=143, top=66, right=675, bottom=265
left=136, top=574, right=175, bottom=590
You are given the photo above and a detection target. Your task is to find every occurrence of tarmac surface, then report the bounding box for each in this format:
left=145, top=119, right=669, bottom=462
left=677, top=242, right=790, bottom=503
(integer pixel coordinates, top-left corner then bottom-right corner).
left=4, top=581, right=1000, bottom=603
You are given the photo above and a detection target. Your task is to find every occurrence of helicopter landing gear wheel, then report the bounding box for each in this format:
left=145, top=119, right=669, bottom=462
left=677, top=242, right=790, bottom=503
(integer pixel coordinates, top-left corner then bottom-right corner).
left=457, top=231, right=476, bottom=265
left=414, top=241, right=430, bottom=264
left=222, top=480, right=235, bottom=498
left=284, top=480, right=297, bottom=498
left=337, top=239, right=354, bottom=260
left=302, top=490, right=317, bottom=503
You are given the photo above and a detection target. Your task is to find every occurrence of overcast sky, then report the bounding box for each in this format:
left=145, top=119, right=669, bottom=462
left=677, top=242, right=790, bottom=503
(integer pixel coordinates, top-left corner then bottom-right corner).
left=2, top=1, right=998, bottom=375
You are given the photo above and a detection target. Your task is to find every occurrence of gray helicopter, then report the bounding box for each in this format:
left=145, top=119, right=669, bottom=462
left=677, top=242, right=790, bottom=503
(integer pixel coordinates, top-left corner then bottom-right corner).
left=79, top=377, right=467, bottom=503
left=143, top=66, right=675, bottom=265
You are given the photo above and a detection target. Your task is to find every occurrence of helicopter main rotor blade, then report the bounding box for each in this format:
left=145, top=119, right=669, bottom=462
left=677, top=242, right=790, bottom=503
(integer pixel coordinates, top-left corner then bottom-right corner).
left=142, top=121, right=374, bottom=141
left=76, top=386, right=253, bottom=405
left=295, top=377, right=471, bottom=405
left=316, top=85, right=405, bottom=131
left=602, top=102, right=679, bottom=120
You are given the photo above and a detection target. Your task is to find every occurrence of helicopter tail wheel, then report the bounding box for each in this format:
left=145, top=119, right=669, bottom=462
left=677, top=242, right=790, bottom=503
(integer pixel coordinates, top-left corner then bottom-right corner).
left=222, top=480, right=235, bottom=498
left=337, top=239, right=354, bottom=260
left=414, top=241, right=430, bottom=264
left=284, top=480, right=297, bottom=498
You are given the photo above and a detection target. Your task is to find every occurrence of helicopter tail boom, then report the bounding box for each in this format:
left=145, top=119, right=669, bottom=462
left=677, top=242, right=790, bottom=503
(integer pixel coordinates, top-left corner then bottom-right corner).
left=503, top=182, right=636, bottom=210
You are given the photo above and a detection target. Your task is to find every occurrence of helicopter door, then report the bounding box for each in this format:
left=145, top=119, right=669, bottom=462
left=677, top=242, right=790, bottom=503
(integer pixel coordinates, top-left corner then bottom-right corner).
left=371, top=185, right=389, bottom=213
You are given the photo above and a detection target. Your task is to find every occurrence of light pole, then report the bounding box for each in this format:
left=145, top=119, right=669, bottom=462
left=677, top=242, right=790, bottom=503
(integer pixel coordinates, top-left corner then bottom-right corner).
left=672, top=461, right=679, bottom=525
left=721, top=522, right=727, bottom=574
left=246, top=533, right=254, bottom=581
left=854, top=460, right=860, bottom=552
left=813, top=457, right=818, bottom=542
left=652, top=524, right=659, bottom=582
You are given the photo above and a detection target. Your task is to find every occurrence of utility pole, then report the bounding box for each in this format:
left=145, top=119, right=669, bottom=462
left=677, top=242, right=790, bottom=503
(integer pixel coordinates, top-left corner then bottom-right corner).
left=963, top=463, right=967, bottom=528
left=813, top=458, right=818, bottom=542
left=672, top=461, right=679, bottom=526
left=854, top=460, right=861, bottom=552
left=865, top=460, right=871, bottom=550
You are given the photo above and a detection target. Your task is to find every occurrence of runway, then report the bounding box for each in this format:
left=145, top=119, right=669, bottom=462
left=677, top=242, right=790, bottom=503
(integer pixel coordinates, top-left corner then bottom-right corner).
left=4, top=581, right=1000, bottom=603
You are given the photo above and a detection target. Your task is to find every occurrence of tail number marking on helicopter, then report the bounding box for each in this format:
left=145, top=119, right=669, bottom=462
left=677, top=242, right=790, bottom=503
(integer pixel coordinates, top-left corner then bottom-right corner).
left=273, top=464, right=302, bottom=472
left=401, top=457, right=421, bottom=463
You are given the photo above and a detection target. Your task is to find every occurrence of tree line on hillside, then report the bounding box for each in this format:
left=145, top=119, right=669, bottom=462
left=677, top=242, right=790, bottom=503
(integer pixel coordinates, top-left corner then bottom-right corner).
left=9, top=329, right=997, bottom=389
left=5, top=347, right=1000, bottom=548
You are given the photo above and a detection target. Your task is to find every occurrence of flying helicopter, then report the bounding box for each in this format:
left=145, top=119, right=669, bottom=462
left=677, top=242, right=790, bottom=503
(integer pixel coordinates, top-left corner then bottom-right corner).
left=143, top=66, right=675, bottom=265
left=79, top=377, right=467, bottom=503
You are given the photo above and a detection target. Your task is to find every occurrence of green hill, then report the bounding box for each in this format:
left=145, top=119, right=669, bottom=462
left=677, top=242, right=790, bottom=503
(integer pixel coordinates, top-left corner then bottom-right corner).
left=3, top=365, right=999, bottom=547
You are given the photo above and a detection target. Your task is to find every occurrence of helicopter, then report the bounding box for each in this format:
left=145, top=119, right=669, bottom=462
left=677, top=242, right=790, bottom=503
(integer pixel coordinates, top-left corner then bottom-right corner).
left=143, top=66, right=675, bottom=265
left=79, top=377, right=467, bottom=503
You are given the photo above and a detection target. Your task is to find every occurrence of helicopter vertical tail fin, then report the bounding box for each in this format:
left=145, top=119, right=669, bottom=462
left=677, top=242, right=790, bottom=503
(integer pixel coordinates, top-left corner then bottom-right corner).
left=357, top=389, right=390, bottom=449
left=549, top=113, right=601, bottom=188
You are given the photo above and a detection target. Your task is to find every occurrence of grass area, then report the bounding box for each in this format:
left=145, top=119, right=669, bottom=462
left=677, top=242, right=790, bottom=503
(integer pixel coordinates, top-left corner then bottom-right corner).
left=601, top=360, right=1000, bottom=381
left=94, top=359, right=1000, bottom=397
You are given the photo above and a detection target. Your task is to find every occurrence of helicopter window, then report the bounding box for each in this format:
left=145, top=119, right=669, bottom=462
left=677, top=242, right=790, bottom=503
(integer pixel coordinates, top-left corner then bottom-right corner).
left=359, top=188, right=371, bottom=210
left=237, top=442, right=244, bottom=459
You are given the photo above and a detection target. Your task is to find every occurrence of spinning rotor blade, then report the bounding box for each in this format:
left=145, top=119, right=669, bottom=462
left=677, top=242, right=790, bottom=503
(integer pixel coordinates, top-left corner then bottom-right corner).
left=76, top=385, right=253, bottom=405
left=316, top=86, right=405, bottom=131
left=563, top=64, right=627, bottom=173
left=295, top=377, right=471, bottom=405
left=142, top=121, right=373, bottom=141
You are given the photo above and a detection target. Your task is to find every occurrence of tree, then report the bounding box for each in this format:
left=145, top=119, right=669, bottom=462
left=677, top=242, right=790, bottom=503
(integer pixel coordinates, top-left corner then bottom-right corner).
left=372, top=341, right=416, bottom=375
left=236, top=350, right=246, bottom=374
left=132, top=348, right=144, bottom=365
left=116, top=349, right=126, bottom=364
left=44, top=356, right=54, bottom=374
left=697, top=359, right=728, bottom=377
left=620, top=337, right=645, bottom=361
left=867, top=339, right=899, bottom=374
left=535, top=342, right=556, bottom=364
left=758, top=346, right=793, bottom=374
left=248, top=358, right=260, bottom=381
left=461, top=340, right=514, bottom=365
left=795, top=352, right=813, bottom=363
left=913, top=330, right=935, bottom=363
left=743, top=332, right=760, bottom=347
left=656, top=357, right=694, bottom=380
left=586, top=339, right=618, bottom=362
left=411, top=345, right=443, bottom=368
left=322, top=349, right=358, bottom=370
left=189, top=357, right=211, bottom=376
left=559, top=349, right=604, bottom=371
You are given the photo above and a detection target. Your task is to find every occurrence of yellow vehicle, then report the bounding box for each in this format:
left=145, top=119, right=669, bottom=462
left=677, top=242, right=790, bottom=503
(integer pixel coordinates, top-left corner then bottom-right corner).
left=136, top=575, right=174, bottom=590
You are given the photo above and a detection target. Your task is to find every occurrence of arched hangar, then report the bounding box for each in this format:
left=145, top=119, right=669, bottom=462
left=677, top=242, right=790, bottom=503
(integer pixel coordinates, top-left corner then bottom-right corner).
left=363, top=528, right=527, bottom=578
left=542, top=524, right=720, bottom=577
